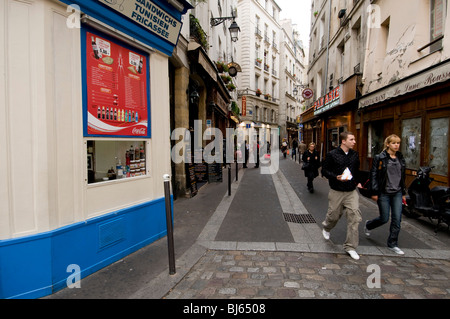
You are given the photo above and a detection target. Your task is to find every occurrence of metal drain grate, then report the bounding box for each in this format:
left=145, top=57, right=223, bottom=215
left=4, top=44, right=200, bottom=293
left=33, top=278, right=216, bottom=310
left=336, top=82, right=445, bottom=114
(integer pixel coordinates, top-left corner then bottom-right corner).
left=283, top=213, right=316, bottom=224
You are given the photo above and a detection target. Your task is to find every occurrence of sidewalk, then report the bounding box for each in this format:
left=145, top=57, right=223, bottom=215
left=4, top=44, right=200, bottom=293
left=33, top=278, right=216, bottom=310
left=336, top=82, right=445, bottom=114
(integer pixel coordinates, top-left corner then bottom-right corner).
left=162, top=154, right=450, bottom=299
left=48, top=154, right=450, bottom=299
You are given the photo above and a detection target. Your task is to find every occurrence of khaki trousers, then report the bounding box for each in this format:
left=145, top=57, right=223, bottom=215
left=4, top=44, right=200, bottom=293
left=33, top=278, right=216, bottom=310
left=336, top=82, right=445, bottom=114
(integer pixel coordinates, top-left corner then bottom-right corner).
left=322, top=189, right=362, bottom=252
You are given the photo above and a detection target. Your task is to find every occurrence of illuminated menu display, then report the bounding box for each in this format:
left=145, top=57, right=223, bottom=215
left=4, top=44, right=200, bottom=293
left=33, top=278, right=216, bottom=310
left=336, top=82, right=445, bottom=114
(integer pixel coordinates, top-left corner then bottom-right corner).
left=86, top=31, right=149, bottom=137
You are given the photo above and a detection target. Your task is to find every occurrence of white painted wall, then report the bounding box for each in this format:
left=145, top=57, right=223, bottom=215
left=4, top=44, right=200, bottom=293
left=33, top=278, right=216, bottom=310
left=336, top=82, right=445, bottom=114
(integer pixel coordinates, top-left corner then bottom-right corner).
left=0, top=0, right=171, bottom=239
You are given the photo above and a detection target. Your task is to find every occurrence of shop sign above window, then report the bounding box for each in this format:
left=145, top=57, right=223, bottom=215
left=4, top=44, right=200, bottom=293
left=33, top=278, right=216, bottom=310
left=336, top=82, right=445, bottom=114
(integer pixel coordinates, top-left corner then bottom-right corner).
left=313, top=86, right=341, bottom=116
left=98, top=0, right=182, bottom=46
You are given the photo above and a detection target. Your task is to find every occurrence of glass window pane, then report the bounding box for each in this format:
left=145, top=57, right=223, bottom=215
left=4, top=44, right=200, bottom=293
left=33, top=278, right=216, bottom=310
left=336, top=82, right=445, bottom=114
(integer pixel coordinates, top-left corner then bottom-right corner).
left=429, top=117, right=449, bottom=175
left=368, top=122, right=384, bottom=158
left=401, top=118, right=422, bottom=169
left=87, top=140, right=147, bottom=184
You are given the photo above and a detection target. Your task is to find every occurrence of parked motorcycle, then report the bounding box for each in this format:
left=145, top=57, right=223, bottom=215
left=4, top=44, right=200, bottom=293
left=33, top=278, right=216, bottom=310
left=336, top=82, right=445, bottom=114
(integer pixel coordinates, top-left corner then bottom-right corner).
left=402, top=166, right=450, bottom=232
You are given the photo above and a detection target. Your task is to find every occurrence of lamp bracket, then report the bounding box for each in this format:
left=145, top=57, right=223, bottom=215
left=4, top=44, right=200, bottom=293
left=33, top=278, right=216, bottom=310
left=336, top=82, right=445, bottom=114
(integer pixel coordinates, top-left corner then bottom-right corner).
left=210, top=16, right=235, bottom=27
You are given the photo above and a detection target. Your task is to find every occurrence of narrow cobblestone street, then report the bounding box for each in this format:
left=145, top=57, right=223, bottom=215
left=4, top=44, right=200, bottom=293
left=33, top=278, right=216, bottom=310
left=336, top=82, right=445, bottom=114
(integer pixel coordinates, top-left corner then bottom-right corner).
left=165, top=250, right=450, bottom=299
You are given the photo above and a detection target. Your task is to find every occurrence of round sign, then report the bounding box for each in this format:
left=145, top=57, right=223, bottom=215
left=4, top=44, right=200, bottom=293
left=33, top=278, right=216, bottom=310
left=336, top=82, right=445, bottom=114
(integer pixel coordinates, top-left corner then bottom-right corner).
left=302, top=88, right=314, bottom=100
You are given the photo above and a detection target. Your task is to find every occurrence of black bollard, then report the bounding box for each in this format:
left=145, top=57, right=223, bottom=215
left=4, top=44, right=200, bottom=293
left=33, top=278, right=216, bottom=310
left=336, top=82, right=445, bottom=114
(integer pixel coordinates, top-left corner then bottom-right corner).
left=228, top=165, right=231, bottom=196
left=235, top=160, right=238, bottom=182
left=163, top=174, right=176, bottom=275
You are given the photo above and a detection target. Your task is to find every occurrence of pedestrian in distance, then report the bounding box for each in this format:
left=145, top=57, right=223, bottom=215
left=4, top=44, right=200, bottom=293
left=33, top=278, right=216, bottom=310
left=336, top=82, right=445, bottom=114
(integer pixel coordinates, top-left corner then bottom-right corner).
left=254, top=140, right=260, bottom=168
left=364, top=134, right=406, bottom=255
left=243, top=140, right=249, bottom=168
left=302, top=142, right=320, bottom=193
left=321, top=132, right=363, bottom=260
left=298, top=140, right=307, bottom=163
left=291, top=137, right=298, bottom=161
left=281, top=138, right=288, bottom=158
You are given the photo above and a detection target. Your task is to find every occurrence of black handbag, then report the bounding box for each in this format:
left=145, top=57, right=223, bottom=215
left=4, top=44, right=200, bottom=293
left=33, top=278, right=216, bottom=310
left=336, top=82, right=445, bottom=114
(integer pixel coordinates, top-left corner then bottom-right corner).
left=301, top=162, right=310, bottom=170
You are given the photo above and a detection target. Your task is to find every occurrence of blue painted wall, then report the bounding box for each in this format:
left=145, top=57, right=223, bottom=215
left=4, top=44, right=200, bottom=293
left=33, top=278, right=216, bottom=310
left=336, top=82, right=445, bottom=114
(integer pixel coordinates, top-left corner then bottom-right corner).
left=0, top=197, right=171, bottom=299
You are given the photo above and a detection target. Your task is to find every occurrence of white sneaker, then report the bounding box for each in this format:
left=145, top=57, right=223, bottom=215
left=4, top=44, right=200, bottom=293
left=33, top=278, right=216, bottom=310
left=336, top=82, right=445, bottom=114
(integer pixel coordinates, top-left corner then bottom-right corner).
left=364, top=220, right=371, bottom=237
left=388, top=247, right=405, bottom=255
left=347, top=250, right=360, bottom=260
left=322, top=229, right=330, bottom=240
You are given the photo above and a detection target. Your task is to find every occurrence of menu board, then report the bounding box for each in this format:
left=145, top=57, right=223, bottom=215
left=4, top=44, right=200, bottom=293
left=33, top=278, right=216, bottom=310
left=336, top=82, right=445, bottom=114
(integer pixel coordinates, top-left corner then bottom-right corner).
left=86, top=31, right=149, bottom=137
left=186, top=162, right=198, bottom=197
left=208, top=163, right=223, bottom=183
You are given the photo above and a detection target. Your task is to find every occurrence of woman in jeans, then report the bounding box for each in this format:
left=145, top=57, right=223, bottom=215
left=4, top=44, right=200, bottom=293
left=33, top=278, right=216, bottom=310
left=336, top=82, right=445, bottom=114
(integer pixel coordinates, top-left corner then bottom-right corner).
left=365, top=134, right=406, bottom=255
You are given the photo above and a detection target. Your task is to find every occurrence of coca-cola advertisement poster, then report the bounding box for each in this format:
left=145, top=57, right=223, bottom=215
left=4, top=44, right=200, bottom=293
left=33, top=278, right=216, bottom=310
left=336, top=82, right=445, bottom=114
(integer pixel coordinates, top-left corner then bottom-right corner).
left=84, top=30, right=150, bottom=137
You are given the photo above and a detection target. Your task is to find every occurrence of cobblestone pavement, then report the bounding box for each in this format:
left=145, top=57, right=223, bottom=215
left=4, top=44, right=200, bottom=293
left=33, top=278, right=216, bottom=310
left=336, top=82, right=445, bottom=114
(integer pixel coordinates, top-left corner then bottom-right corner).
left=165, top=250, right=450, bottom=299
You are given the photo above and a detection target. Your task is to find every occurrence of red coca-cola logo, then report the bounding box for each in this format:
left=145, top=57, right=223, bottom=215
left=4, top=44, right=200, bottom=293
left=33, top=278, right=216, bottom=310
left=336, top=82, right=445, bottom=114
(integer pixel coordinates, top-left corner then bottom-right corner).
left=132, top=127, right=146, bottom=135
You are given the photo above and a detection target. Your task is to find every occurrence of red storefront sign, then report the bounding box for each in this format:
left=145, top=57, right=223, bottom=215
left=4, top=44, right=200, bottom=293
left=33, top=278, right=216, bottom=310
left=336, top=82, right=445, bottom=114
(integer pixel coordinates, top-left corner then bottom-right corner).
left=242, top=96, right=247, bottom=117
left=86, top=31, right=149, bottom=137
left=313, top=86, right=340, bottom=116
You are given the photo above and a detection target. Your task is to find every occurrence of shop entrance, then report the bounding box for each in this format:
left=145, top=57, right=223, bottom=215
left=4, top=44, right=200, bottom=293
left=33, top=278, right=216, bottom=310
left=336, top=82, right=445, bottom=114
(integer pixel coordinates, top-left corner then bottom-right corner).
left=327, top=126, right=347, bottom=153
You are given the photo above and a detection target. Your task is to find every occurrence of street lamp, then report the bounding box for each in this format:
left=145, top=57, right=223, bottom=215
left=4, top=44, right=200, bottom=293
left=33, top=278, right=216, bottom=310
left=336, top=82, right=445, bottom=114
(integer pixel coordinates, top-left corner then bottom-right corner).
left=228, top=20, right=240, bottom=42
left=293, top=84, right=308, bottom=96
left=210, top=15, right=241, bottom=42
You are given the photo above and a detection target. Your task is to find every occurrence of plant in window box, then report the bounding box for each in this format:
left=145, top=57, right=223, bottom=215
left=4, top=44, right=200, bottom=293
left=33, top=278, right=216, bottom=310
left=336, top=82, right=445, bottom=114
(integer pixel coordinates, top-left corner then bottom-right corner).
left=215, top=60, right=228, bottom=73
left=264, top=93, right=271, bottom=100
left=227, top=83, right=236, bottom=92
left=221, top=74, right=231, bottom=84
left=256, top=58, right=262, bottom=64
left=256, top=88, right=262, bottom=96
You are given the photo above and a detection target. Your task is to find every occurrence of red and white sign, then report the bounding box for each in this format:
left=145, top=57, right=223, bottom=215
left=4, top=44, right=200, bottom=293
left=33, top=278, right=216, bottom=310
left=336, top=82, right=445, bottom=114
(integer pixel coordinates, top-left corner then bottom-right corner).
left=313, top=86, right=341, bottom=116
left=86, top=31, right=149, bottom=136
left=241, top=96, right=247, bottom=117
left=302, top=88, right=314, bottom=100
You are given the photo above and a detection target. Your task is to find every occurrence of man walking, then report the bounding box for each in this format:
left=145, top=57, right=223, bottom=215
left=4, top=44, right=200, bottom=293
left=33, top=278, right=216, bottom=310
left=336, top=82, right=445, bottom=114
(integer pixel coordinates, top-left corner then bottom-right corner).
left=298, top=140, right=307, bottom=163
left=321, top=132, right=362, bottom=260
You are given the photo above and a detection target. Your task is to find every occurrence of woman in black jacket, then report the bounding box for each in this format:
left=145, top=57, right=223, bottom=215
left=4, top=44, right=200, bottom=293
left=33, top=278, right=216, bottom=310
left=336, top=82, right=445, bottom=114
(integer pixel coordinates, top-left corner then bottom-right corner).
left=365, top=134, right=406, bottom=255
left=302, top=142, right=320, bottom=193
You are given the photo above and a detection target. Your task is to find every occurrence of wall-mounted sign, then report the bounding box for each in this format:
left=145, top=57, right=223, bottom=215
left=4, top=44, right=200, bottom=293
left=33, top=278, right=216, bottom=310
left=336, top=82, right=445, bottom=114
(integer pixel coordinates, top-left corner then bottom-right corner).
left=98, top=0, right=182, bottom=45
left=302, top=88, right=314, bottom=100
left=359, top=59, right=450, bottom=109
left=85, top=30, right=149, bottom=137
left=314, top=86, right=341, bottom=116
left=242, top=96, right=247, bottom=116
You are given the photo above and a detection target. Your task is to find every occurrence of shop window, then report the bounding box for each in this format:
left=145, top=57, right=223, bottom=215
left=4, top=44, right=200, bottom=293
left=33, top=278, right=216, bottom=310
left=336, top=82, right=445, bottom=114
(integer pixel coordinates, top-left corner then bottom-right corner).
left=401, top=118, right=422, bottom=169
left=368, top=122, right=384, bottom=158
left=87, top=140, right=147, bottom=184
left=430, top=0, right=447, bottom=53
left=327, top=126, right=347, bottom=152
left=429, top=117, right=449, bottom=175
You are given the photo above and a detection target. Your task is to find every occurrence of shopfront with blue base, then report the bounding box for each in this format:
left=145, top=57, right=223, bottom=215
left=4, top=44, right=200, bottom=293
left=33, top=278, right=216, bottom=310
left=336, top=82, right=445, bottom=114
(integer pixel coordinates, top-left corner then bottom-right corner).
left=0, top=0, right=191, bottom=299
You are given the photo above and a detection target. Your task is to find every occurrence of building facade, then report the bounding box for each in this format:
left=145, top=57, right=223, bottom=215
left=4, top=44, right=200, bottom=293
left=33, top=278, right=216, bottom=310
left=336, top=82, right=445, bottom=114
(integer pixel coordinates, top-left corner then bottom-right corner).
left=170, top=0, right=239, bottom=198
left=359, top=0, right=450, bottom=186
left=279, top=19, right=308, bottom=143
left=305, top=0, right=368, bottom=159
left=305, top=0, right=450, bottom=186
left=236, top=0, right=282, bottom=143
left=0, top=0, right=192, bottom=299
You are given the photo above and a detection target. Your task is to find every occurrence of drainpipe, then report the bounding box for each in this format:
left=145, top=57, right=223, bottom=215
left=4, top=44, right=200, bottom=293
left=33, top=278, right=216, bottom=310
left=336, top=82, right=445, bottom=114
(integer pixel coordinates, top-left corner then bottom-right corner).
left=324, top=0, right=332, bottom=96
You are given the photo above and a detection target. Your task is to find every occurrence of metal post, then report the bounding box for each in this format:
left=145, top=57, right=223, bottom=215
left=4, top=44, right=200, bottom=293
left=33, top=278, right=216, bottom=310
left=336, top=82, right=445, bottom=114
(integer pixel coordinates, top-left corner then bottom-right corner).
left=228, top=165, right=231, bottom=196
left=163, top=174, right=176, bottom=275
left=235, top=160, right=238, bottom=182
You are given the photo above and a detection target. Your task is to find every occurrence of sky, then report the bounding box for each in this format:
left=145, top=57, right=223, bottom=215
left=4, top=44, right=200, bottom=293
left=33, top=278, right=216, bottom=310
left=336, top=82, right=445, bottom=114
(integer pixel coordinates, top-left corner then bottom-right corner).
left=276, top=0, right=311, bottom=47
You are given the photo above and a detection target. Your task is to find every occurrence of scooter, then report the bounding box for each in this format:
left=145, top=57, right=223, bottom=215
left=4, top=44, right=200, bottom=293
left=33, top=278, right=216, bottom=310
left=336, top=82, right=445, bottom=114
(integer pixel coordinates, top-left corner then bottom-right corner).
left=402, top=166, right=450, bottom=232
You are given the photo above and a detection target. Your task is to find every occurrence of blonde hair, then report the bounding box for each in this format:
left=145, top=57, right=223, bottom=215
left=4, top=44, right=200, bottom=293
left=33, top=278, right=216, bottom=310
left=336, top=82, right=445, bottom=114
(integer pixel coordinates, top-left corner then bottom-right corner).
left=384, top=134, right=401, bottom=150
